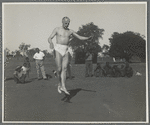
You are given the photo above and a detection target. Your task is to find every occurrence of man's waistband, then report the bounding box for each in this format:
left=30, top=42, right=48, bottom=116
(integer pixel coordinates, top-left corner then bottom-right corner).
left=55, top=43, right=68, bottom=48
left=35, top=59, right=43, bottom=61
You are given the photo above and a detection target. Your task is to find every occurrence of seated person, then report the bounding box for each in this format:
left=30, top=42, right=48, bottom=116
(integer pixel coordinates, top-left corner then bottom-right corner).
left=119, top=64, right=126, bottom=77
left=94, top=63, right=104, bottom=77
left=13, top=66, right=27, bottom=84
left=112, top=64, right=126, bottom=77
left=103, top=62, right=113, bottom=77
left=22, top=63, right=29, bottom=75
left=124, top=62, right=133, bottom=78
left=24, top=57, right=31, bottom=78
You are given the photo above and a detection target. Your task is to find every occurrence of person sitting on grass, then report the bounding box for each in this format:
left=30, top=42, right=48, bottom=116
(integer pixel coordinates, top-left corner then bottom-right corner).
left=22, top=63, right=30, bottom=76
left=124, top=62, right=133, bottom=78
left=119, top=64, right=126, bottom=77
left=103, top=62, right=113, bottom=77
left=112, top=65, right=122, bottom=77
left=24, top=57, right=31, bottom=78
left=94, top=63, right=104, bottom=77
left=13, top=66, right=27, bottom=84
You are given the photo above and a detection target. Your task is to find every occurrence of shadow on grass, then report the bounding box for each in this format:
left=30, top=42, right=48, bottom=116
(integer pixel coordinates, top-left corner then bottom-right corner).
left=61, top=88, right=96, bottom=103
left=15, top=80, right=33, bottom=84
left=46, top=74, right=52, bottom=79
left=5, top=77, right=37, bottom=81
left=5, top=77, right=14, bottom=81
left=25, top=80, right=33, bottom=84
left=30, top=77, right=38, bottom=81
left=5, top=77, right=37, bottom=84
left=66, top=76, right=75, bottom=80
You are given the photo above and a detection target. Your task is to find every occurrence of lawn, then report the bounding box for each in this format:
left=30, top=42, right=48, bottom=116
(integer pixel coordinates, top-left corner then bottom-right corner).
left=3, top=57, right=147, bottom=122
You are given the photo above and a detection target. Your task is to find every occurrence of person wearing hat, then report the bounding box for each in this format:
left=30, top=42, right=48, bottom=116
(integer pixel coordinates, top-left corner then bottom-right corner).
left=33, top=48, right=47, bottom=80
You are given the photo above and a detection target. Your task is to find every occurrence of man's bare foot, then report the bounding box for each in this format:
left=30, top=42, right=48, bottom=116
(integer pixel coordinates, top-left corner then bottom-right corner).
left=57, top=86, right=62, bottom=94
left=60, top=87, right=70, bottom=95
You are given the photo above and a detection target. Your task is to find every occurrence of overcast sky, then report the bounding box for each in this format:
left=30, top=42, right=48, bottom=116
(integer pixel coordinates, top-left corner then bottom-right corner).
left=3, top=2, right=146, bottom=52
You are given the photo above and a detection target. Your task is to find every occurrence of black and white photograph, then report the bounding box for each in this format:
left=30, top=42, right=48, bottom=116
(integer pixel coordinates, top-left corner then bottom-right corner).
left=2, top=2, right=148, bottom=123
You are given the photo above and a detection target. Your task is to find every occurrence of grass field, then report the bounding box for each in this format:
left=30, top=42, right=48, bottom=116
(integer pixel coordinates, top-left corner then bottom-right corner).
left=3, top=57, right=147, bottom=122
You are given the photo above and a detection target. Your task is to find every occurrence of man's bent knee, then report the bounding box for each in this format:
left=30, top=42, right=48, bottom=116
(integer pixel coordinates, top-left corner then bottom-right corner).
left=62, top=66, right=67, bottom=72
left=57, top=66, right=62, bottom=74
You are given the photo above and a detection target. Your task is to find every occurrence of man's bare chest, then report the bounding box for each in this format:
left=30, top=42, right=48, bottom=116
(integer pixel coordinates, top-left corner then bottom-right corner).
left=57, top=29, right=72, bottom=37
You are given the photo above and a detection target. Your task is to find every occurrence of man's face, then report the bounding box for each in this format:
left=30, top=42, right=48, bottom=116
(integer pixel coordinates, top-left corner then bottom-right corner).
left=36, top=48, right=39, bottom=53
left=17, top=68, right=21, bottom=72
left=62, top=18, right=70, bottom=29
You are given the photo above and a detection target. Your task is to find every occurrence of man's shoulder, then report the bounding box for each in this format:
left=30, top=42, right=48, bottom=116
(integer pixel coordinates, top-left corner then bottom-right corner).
left=13, top=71, right=17, bottom=74
left=40, top=51, right=44, bottom=54
left=56, top=27, right=62, bottom=30
left=33, top=52, right=37, bottom=56
left=40, top=51, right=45, bottom=55
left=69, top=29, right=75, bottom=33
left=53, top=27, right=60, bottom=32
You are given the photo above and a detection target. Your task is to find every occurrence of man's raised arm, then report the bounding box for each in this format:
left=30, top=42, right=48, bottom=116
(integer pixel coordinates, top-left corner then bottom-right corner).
left=72, top=30, right=92, bottom=41
left=48, top=28, right=57, bottom=49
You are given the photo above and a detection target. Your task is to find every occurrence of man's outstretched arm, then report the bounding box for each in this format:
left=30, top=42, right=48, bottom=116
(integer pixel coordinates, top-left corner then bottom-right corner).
left=72, top=30, right=93, bottom=41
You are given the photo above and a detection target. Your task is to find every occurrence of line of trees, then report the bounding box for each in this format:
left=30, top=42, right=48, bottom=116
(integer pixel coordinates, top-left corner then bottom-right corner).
left=109, top=31, right=146, bottom=62
left=69, top=22, right=104, bottom=64
left=5, top=24, right=146, bottom=63
left=5, top=42, right=52, bottom=61
left=70, top=22, right=104, bottom=54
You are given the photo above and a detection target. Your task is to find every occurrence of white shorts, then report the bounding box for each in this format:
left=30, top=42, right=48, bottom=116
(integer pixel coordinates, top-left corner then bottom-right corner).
left=54, top=44, right=68, bottom=57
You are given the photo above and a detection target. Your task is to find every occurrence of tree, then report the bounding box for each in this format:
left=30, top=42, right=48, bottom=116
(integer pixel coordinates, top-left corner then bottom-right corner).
left=102, top=44, right=109, bottom=51
left=11, top=51, right=15, bottom=57
left=102, top=44, right=110, bottom=55
left=19, top=43, right=31, bottom=57
left=69, top=22, right=104, bottom=54
left=27, top=48, right=36, bottom=61
left=5, top=48, right=10, bottom=55
left=15, top=51, right=21, bottom=60
left=69, top=22, right=104, bottom=64
left=109, top=31, right=146, bottom=62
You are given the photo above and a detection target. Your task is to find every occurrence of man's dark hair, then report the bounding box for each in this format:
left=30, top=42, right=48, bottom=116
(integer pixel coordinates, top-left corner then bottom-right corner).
left=62, top=17, right=70, bottom=22
left=15, top=66, right=22, bottom=71
left=25, top=57, right=29, bottom=61
left=23, top=63, right=27, bottom=67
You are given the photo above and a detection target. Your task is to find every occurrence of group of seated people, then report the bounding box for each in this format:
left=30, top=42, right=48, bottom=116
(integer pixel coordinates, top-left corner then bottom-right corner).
left=94, top=62, right=133, bottom=78
left=13, top=58, right=133, bottom=84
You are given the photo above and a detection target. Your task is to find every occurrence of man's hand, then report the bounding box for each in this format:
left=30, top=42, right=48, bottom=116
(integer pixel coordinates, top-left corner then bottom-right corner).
left=49, top=43, right=54, bottom=50
left=88, top=34, right=94, bottom=41
left=49, top=43, right=55, bottom=57
left=50, top=49, right=55, bottom=58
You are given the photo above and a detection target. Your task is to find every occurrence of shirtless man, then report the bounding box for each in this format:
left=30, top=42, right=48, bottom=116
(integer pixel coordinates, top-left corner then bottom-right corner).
left=48, top=17, right=92, bottom=95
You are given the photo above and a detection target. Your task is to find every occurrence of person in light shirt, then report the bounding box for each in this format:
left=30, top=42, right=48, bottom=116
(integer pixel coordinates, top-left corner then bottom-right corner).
left=33, top=48, right=47, bottom=80
left=13, top=65, right=27, bottom=84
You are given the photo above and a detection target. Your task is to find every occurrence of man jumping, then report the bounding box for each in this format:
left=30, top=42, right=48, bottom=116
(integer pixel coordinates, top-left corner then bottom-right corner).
left=48, top=17, right=92, bottom=95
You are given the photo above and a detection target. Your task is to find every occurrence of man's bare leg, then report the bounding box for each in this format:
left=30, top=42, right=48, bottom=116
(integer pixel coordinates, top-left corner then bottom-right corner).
left=55, top=50, right=62, bottom=93
left=67, top=63, right=72, bottom=79
left=61, top=52, right=70, bottom=95
left=67, top=53, right=72, bottom=79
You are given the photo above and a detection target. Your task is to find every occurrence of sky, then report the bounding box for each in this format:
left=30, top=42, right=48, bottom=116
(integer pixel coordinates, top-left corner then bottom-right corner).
left=3, top=2, right=146, bottom=52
